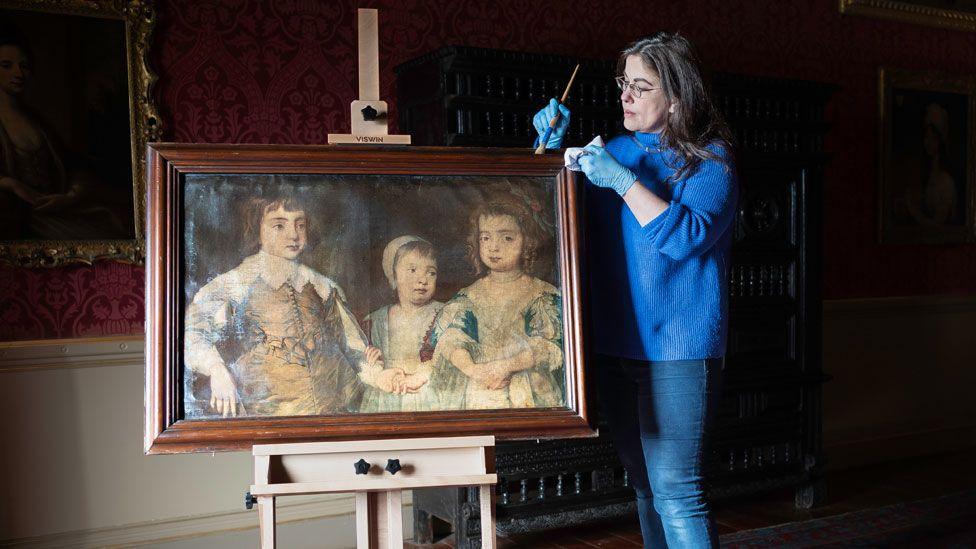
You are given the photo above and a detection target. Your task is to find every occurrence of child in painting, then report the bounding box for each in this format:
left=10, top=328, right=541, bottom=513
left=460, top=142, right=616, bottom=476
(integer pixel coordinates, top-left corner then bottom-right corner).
left=431, top=195, right=564, bottom=410
left=360, top=235, right=443, bottom=413
left=183, top=193, right=401, bottom=418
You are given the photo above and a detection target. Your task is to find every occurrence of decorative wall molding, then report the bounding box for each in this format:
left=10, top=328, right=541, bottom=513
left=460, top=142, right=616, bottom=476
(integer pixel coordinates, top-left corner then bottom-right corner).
left=0, top=335, right=144, bottom=373
left=825, top=424, right=976, bottom=471
left=823, top=294, right=976, bottom=316
left=1, top=494, right=397, bottom=548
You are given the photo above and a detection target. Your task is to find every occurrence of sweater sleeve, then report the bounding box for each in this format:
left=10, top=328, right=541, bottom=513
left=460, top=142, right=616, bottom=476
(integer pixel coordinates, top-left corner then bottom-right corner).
left=640, top=152, right=737, bottom=260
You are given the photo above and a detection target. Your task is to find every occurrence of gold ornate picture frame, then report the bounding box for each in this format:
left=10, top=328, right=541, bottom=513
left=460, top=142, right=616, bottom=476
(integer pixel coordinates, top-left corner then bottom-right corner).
left=840, top=0, right=976, bottom=32
left=878, top=67, right=976, bottom=244
left=0, top=0, right=159, bottom=267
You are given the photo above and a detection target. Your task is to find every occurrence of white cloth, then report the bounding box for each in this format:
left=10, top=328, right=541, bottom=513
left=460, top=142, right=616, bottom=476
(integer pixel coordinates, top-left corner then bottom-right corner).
left=563, top=135, right=605, bottom=171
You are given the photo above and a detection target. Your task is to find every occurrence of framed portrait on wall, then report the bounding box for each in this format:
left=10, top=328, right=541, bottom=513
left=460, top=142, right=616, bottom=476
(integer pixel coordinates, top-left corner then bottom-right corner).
left=0, top=0, right=159, bottom=267
left=840, top=0, right=976, bottom=32
left=144, top=144, right=593, bottom=453
left=878, top=67, right=976, bottom=244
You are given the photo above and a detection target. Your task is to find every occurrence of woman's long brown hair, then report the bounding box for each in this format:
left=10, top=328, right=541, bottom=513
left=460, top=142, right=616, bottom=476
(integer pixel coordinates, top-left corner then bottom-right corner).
left=618, top=32, right=733, bottom=183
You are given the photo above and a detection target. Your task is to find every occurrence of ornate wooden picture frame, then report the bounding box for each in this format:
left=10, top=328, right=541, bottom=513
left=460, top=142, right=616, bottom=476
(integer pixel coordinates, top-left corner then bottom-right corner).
left=0, top=0, right=160, bottom=267
left=878, top=67, right=976, bottom=244
left=144, top=144, right=593, bottom=453
left=840, top=0, right=976, bottom=32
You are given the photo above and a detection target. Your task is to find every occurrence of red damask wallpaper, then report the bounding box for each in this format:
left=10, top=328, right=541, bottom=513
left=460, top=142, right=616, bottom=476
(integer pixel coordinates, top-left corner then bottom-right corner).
left=0, top=261, right=143, bottom=341
left=2, top=0, right=975, bottom=340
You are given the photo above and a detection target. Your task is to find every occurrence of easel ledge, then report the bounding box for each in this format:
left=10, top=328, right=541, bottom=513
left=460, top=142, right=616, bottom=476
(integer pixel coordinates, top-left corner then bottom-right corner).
left=251, top=435, right=497, bottom=548
left=252, top=435, right=495, bottom=455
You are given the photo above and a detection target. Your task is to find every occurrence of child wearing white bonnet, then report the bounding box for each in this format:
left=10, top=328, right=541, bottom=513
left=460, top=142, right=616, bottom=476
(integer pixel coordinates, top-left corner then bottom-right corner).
left=360, top=235, right=444, bottom=412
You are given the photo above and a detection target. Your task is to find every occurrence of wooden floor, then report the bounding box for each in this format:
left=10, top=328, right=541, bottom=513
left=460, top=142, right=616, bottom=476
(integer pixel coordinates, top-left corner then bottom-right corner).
left=408, top=448, right=976, bottom=548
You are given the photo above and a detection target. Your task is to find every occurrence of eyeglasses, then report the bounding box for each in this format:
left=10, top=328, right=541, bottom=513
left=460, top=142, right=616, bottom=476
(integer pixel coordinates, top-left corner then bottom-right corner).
left=615, top=76, right=658, bottom=98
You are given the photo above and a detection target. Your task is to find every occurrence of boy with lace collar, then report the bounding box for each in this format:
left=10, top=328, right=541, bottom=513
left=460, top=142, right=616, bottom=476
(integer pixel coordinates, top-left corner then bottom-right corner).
left=184, top=194, right=398, bottom=418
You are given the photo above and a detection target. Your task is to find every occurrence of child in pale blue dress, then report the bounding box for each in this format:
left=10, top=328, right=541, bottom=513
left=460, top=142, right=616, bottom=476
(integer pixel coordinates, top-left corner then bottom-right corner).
left=431, top=196, right=564, bottom=410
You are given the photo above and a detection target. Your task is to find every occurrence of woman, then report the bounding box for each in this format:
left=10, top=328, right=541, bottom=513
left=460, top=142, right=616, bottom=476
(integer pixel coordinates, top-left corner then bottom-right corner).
left=903, top=102, right=958, bottom=227
left=0, top=25, right=126, bottom=239
left=534, top=32, right=736, bottom=548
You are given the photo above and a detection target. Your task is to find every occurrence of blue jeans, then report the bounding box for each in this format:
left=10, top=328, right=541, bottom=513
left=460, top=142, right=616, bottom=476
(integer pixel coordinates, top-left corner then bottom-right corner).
left=597, top=355, right=723, bottom=548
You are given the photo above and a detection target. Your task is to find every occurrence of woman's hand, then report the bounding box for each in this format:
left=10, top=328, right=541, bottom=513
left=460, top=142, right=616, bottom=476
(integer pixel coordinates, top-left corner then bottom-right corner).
left=33, top=193, right=78, bottom=213
left=533, top=98, right=571, bottom=149
left=209, top=364, right=239, bottom=417
left=578, top=145, right=637, bottom=196
left=0, top=176, right=40, bottom=204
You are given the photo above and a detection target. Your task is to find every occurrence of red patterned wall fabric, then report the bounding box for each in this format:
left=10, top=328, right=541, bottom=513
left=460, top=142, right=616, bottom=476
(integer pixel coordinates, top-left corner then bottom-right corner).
left=152, top=0, right=976, bottom=301
left=0, top=261, right=144, bottom=341
left=3, top=0, right=975, bottom=341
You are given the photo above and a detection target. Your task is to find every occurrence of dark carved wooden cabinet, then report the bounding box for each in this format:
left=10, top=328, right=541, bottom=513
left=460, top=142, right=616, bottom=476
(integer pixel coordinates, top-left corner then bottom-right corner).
left=396, top=46, right=832, bottom=545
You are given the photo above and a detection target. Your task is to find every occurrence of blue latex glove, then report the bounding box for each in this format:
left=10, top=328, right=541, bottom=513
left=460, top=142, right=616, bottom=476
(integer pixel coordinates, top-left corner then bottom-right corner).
left=533, top=98, right=571, bottom=149
left=578, top=145, right=637, bottom=196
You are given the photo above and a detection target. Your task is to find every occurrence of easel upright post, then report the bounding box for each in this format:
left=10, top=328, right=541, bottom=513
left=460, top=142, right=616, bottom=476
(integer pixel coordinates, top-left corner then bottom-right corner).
left=358, top=9, right=379, bottom=102
left=357, top=490, right=403, bottom=548
left=253, top=455, right=276, bottom=548
left=328, top=9, right=411, bottom=145
left=257, top=496, right=276, bottom=548
left=479, top=485, right=496, bottom=549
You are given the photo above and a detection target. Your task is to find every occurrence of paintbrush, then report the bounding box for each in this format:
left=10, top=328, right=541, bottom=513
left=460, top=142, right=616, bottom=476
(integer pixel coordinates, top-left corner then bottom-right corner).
left=534, top=63, right=581, bottom=155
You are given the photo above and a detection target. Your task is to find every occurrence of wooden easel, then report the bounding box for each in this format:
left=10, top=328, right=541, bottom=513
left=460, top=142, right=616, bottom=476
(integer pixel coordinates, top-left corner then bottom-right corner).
left=248, top=436, right=497, bottom=548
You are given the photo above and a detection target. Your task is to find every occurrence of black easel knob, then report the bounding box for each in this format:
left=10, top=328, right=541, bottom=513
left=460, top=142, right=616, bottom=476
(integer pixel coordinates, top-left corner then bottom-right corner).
left=354, top=458, right=371, bottom=475
left=385, top=458, right=402, bottom=475
left=244, top=491, right=257, bottom=509
left=361, top=105, right=378, bottom=121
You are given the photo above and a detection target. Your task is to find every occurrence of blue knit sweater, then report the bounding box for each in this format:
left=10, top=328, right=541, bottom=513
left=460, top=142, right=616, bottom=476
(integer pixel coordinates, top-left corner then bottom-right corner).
left=586, top=131, right=737, bottom=361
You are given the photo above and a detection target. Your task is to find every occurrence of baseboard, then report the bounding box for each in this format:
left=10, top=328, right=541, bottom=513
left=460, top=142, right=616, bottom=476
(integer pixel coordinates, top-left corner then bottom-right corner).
left=824, top=424, right=976, bottom=471
left=0, top=494, right=405, bottom=548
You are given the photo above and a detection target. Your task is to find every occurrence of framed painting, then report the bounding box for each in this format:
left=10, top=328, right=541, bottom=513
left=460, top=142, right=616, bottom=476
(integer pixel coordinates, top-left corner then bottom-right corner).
left=840, top=0, right=976, bottom=32
left=144, top=144, right=593, bottom=454
left=0, top=0, right=160, bottom=267
left=878, top=67, right=976, bottom=244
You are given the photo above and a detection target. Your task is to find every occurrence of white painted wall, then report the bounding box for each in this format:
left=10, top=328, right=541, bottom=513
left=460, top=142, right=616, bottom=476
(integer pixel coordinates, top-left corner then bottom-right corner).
left=822, top=295, right=976, bottom=468
left=0, top=356, right=253, bottom=538
left=0, top=338, right=407, bottom=547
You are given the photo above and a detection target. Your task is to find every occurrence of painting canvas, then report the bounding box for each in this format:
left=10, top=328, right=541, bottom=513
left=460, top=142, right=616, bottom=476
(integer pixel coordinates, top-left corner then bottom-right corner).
left=145, top=145, right=591, bottom=453
left=0, top=1, right=158, bottom=266
left=183, top=174, right=565, bottom=418
left=879, top=68, right=976, bottom=244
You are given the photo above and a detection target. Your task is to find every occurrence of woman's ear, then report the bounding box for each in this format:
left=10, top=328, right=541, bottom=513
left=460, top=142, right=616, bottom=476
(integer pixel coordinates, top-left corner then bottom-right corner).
left=668, top=102, right=678, bottom=114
